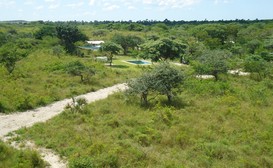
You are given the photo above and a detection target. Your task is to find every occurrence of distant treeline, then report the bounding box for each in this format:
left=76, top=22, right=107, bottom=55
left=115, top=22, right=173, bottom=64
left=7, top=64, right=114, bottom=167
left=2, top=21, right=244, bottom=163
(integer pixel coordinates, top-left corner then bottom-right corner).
left=2, top=18, right=273, bottom=26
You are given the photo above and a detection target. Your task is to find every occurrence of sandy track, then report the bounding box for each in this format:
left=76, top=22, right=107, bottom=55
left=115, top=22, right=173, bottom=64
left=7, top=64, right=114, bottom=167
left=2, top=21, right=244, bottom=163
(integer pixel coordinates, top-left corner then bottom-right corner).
left=0, top=83, right=127, bottom=168
left=0, top=83, right=127, bottom=138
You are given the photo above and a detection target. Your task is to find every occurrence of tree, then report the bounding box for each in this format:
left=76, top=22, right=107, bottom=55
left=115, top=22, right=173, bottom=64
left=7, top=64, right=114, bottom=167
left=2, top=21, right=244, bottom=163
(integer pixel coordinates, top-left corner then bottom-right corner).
left=244, top=55, right=270, bottom=79
left=126, top=73, right=154, bottom=104
left=92, top=29, right=108, bottom=37
left=56, top=24, right=88, bottom=54
left=247, top=39, right=261, bottom=54
left=100, top=42, right=122, bottom=66
left=0, top=32, right=7, bottom=47
left=151, top=62, right=184, bottom=102
left=66, top=61, right=95, bottom=82
left=0, top=43, right=25, bottom=74
left=112, top=34, right=143, bottom=55
left=140, top=38, right=187, bottom=62
left=34, top=26, right=56, bottom=40
left=194, top=50, right=231, bottom=81
left=126, top=62, right=184, bottom=104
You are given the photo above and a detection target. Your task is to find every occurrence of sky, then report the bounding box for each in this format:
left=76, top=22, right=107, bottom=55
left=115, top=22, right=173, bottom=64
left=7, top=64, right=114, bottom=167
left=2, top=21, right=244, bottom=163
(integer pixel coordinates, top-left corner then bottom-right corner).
left=0, top=0, right=272, bottom=21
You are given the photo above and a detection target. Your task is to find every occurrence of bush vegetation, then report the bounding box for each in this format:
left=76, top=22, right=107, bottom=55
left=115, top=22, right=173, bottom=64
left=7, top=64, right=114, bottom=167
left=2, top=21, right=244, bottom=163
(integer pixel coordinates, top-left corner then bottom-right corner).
left=0, top=140, right=46, bottom=168
left=17, top=74, right=273, bottom=167
left=1, top=19, right=273, bottom=166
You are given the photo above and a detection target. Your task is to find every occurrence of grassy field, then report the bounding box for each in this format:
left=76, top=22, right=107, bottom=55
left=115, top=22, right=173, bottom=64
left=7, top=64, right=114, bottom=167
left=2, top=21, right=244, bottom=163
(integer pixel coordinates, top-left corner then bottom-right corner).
left=0, top=49, right=143, bottom=113
left=0, top=140, right=46, bottom=168
left=16, top=74, right=273, bottom=167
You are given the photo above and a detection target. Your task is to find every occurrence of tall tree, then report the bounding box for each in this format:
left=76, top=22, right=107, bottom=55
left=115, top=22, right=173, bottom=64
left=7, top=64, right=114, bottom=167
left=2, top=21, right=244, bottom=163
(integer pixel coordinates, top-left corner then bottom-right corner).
left=140, top=38, right=187, bottom=62
left=34, top=26, right=56, bottom=40
left=66, top=61, right=95, bottom=83
left=194, top=50, right=231, bottom=81
left=100, top=42, right=122, bottom=66
left=126, top=62, right=184, bottom=104
left=112, top=34, right=143, bottom=55
left=0, top=43, right=25, bottom=74
left=244, top=55, right=270, bottom=79
left=56, top=24, right=88, bottom=54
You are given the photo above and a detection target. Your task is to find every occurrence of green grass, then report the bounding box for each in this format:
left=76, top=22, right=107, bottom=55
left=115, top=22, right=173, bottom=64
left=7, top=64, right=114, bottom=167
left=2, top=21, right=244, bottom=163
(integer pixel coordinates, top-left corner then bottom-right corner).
left=0, top=140, right=46, bottom=168
left=0, top=50, right=142, bottom=113
left=17, top=76, right=273, bottom=167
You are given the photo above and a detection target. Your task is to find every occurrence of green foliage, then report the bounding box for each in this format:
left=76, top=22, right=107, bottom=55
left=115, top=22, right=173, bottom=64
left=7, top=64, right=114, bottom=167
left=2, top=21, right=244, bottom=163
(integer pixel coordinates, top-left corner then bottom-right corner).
left=261, top=51, right=273, bottom=62
left=17, top=76, right=273, bottom=167
left=0, top=140, right=46, bottom=168
left=194, top=50, right=231, bottom=80
left=247, top=39, right=262, bottom=54
left=0, top=49, right=137, bottom=113
left=65, top=61, right=96, bottom=82
left=65, top=97, right=88, bottom=113
left=112, top=34, right=143, bottom=55
left=0, top=43, right=24, bottom=73
left=0, top=32, right=7, bottom=47
left=70, top=157, right=94, bottom=168
left=52, top=45, right=65, bottom=57
left=56, top=24, right=88, bottom=54
left=126, top=72, right=153, bottom=104
left=244, top=55, right=270, bottom=80
left=92, top=29, right=108, bottom=37
left=34, top=25, right=56, bottom=40
left=140, top=38, right=187, bottom=62
left=100, top=42, right=122, bottom=66
left=127, top=62, right=184, bottom=104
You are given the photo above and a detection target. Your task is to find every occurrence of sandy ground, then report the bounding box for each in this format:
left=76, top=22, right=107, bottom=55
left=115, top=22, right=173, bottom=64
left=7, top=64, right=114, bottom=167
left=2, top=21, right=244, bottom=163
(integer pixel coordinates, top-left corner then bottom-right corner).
left=0, top=83, right=127, bottom=168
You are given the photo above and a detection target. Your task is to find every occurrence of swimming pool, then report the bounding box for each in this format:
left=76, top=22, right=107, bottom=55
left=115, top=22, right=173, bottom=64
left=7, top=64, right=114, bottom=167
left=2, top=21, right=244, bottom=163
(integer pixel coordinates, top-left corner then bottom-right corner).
left=126, top=60, right=151, bottom=65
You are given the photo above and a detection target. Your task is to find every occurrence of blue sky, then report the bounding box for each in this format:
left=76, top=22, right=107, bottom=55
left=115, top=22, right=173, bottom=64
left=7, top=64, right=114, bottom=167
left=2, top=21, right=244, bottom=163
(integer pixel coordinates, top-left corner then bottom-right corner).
left=0, top=0, right=272, bottom=21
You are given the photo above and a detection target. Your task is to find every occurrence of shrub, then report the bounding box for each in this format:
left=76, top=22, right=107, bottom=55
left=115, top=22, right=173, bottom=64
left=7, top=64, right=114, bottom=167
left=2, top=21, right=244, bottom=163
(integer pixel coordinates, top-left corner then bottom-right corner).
left=70, top=157, right=94, bottom=168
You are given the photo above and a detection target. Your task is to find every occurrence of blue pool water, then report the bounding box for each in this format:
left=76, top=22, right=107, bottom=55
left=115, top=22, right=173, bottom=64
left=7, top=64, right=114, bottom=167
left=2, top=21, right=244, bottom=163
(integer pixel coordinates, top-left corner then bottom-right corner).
left=127, top=60, right=151, bottom=65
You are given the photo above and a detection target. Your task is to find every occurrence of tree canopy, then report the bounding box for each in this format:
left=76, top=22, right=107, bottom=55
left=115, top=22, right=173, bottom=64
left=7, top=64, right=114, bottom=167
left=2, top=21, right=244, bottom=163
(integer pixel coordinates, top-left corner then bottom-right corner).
left=194, top=50, right=231, bottom=80
left=139, top=38, right=187, bottom=62
left=100, top=42, right=122, bottom=66
left=112, top=34, right=143, bottom=55
left=56, top=24, right=88, bottom=54
left=127, top=62, right=184, bottom=104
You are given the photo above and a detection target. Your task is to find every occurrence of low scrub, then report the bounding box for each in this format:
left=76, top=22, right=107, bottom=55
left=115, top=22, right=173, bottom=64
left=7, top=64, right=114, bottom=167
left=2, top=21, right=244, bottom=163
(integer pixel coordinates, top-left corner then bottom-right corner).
left=0, top=140, right=46, bottom=168
left=17, top=76, right=273, bottom=167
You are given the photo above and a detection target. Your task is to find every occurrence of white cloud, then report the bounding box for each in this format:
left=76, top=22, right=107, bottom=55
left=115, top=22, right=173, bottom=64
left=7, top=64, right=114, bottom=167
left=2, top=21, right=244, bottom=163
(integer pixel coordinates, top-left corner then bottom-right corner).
left=44, top=0, right=55, bottom=2
left=214, top=0, right=231, bottom=4
left=49, top=3, right=60, bottom=9
left=0, top=0, right=16, bottom=7
left=89, top=0, right=95, bottom=6
left=24, top=0, right=35, bottom=5
left=36, top=5, right=44, bottom=10
left=128, top=5, right=136, bottom=10
left=103, top=4, right=120, bottom=11
left=83, top=11, right=96, bottom=16
left=67, top=2, right=84, bottom=8
left=142, top=0, right=200, bottom=8
left=143, top=0, right=153, bottom=4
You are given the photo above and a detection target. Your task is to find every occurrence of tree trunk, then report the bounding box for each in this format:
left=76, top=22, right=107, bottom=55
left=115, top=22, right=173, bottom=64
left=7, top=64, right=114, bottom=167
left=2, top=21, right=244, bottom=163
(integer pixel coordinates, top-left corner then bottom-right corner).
left=123, top=47, right=128, bottom=55
left=141, top=92, right=148, bottom=105
left=80, top=74, right=84, bottom=82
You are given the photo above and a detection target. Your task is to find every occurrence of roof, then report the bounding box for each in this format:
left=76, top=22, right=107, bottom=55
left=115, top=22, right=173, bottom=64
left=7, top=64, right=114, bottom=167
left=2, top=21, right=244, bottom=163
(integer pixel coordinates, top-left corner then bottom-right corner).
left=86, top=41, right=105, bottom=45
